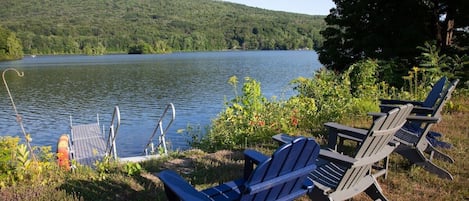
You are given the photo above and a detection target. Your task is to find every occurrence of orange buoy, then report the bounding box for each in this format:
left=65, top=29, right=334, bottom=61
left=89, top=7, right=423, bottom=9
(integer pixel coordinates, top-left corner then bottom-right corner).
left=57, top=134, right=70, bottom=170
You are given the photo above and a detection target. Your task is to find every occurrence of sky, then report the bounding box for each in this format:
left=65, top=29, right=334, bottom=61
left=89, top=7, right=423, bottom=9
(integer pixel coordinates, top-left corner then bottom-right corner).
left=222, top=0, right=335, bottom=15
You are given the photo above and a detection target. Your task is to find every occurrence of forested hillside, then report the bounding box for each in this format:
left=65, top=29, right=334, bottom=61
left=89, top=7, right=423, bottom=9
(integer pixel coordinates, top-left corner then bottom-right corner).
left=0, top=0, right=326, bottom=55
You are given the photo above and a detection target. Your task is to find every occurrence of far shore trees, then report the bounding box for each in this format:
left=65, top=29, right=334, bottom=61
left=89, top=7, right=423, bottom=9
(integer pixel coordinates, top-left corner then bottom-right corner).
left=0, top=27, right=23, bottom=61
left=0, top=0, right=326, bottom=56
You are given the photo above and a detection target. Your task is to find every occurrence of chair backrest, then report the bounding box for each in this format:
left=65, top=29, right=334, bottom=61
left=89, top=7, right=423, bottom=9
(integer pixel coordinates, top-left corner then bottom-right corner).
left=422, top=76, right=447, bottom=108
left=413, top=79, right=459, bottom=146
left=242, top=137, right=320, bottom=200
left=431, top=79, right=459, bottom=118
left=336, top=104, right=413, bottom=190
left=405, top=78, right=456, bottom=132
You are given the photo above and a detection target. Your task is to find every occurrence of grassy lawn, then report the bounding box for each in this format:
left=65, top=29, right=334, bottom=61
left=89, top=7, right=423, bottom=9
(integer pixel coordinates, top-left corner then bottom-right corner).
left=378, top=95, right=469, bottom=201
left=147, top=94, right=469, bottom=200
left=1, top=95, right=468, bottom=200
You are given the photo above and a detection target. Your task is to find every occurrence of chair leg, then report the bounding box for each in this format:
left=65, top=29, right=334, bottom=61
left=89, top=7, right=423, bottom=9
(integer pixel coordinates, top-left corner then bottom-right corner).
left=164, top=184, right=182, bottom=201
left=395, top=146, right=454, bottom=180
left=308, top=188, right=331, bottom=201
left=364, top=178, right=388, bottom=201
left=425, top=145, right=455, bottom=163
left=415, top=159, right=454, bottom=180
left=383, top=156, right=389, bottom=179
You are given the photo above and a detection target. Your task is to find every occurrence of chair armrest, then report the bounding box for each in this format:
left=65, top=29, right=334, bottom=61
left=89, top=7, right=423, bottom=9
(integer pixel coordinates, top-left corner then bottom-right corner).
left=318, top=149, right=357, bottom=168
left=244, top=150, right=269, bottom=179
left=379, top=104, right=400, bottom=113
left=411, top=106, right=435, bottom=115
left=157, top=170, right=209, bottom=201
left=244, top=150, right=268, bottom=164
left=272, top=133, right=296, bottom=145
left=407, top=115, right=440, bottom=123
left=379, top=98, right=424, bottom=106
left=324, top=122, right=368, bottom=150
left=320, top=141, right=399, bottom=168
left=368, top=112, right=386, bottom=121
left=324, top=122, right=368, bottom=136
left=380, top=104, right=435, bottom=116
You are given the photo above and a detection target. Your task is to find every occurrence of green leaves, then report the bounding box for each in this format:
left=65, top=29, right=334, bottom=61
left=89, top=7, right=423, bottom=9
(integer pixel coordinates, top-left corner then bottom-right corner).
left=123, top=162, right=141, bottom=176
left=1, top=0, right=326, bottom=55
left=0, top=27, right=23, bottom=61
left=14, top=144, right=30, bottom=181
left=317, top=0, right=468, bottom=84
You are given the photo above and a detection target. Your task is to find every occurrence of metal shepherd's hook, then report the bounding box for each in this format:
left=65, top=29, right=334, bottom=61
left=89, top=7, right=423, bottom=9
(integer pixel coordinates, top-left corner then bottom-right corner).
left=2, top=68, right=36, bottom=161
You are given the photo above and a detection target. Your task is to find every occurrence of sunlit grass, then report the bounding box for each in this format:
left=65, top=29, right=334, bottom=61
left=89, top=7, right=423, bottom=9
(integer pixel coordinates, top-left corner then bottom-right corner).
left=1, top=95, right=467, bottom=201
left=144, top=93, right=468, bottom=200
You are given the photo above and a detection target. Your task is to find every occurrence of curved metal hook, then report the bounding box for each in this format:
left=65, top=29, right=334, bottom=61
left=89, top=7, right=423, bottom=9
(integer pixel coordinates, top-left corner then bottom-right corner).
left=2, top=68, right=36, bottom=161
left=2, top=68, right=25, bottom=122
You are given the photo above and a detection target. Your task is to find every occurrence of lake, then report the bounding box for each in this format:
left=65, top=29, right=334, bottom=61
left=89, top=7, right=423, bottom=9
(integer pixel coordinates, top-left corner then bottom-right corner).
left=0, top=51, right=321, bottom=157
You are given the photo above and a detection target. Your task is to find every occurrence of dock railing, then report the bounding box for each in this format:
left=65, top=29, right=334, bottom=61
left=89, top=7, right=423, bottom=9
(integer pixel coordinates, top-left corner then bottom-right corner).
left=144, top=103, right=175, bottom=156
left=69, top=113, right=100, bottom=143
left=105, top=106, right=121, bottom=159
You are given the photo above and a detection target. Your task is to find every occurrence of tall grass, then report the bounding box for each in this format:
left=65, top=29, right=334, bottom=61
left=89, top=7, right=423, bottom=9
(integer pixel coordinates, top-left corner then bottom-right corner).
left=0, top=47, right=467, bottom=200
left=0, top=92, right=467, bottom=201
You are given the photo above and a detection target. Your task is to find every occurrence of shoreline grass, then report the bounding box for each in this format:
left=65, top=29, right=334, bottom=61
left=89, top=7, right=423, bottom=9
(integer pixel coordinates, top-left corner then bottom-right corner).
left=0, top=94, right=468, bottom=200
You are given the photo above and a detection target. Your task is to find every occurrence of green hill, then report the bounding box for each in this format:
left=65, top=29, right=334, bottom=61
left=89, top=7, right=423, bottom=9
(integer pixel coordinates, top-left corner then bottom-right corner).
left=0, top=0, right=326, bottom=55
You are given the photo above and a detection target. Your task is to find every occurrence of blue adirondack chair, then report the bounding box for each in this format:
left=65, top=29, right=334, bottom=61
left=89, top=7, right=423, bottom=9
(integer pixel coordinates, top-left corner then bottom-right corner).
left=390, top=79, right=459, bottom=180
left=399, top=79, right=459, bottom=149
left=325, top=80, right=459, bottom=180
left=274, top=104, right=413, bottom=200
left=380, top=76, right=446, bottom=111
left=380, top=76, right=454, bottom=148
left=157, top=137, right=320, bottom=201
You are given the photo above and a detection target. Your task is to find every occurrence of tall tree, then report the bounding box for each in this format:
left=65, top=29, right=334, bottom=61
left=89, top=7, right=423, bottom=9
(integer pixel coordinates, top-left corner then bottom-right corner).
left=317, top=0, right=468, bottom=74
left=441, top=0, right=469, bottom=51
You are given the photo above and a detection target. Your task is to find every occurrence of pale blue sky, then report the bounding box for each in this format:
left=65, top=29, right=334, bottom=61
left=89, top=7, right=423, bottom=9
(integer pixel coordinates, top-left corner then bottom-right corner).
left=222, top=0, right=335, bottom=15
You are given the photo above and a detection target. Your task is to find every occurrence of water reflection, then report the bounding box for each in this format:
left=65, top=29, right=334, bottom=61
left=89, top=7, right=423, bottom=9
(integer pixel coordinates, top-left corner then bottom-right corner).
left=0, top=51, right=320, bottom=157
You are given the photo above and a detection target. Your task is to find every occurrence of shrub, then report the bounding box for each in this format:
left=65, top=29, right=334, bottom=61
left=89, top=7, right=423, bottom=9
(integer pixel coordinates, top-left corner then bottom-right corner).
left=0, top=136, right=65, bottom=188
left=0, top=136, right=20, bottom=187
left=292, top=68, right=353, bottom=133
left=195, top=76, right=295, bottom=151
left=190, top=53, right=459, bottom=152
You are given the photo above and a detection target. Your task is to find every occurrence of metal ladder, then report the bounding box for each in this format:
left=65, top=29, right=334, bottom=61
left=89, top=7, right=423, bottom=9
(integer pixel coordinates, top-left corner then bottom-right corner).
left=144, top=103, right=175, bottom=156
left=105, top=106, right=121, bottom=160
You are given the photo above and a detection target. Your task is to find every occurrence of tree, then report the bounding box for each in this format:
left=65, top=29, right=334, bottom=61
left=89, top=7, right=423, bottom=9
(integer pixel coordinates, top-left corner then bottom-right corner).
left=0, top=27, right=23, bottom=61
left=1, top=0, right=326, bottom=55
left=317, top=0, right=468, bottom=76
left=128, top=40, right=153, bottom=54
left=441, top=0, right=469, bottom=49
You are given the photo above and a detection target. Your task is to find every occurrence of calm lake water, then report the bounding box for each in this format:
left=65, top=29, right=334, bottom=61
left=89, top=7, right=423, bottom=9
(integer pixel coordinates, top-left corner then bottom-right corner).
left=0, top=51, right=320, bottom=157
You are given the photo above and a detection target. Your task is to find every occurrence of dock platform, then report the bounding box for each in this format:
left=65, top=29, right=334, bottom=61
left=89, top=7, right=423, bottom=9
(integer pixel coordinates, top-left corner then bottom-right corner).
left=67, top=104, right=173, bottom=167
left=71, top=123, right=106, bottom=166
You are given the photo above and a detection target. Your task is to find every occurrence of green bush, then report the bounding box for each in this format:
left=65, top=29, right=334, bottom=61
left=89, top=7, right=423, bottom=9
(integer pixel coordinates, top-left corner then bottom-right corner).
left=292, top=68, right=353, bottom=132
left=194, top=76, right=295, bottom=151
left=343, top=59, right=384, bottom=114
left=0, top=136, right=20, bottom=187
left=190, top=51, right=462, bottom=152
left=283, top=96, right=317, bottom=133
left=0, top=136, right=65, bottom=188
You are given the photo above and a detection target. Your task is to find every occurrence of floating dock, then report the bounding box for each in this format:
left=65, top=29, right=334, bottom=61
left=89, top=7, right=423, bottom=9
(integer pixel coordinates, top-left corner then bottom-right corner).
left=70, top=123, right=106, bottom=166
left=66, top=104, right=175, bottom=168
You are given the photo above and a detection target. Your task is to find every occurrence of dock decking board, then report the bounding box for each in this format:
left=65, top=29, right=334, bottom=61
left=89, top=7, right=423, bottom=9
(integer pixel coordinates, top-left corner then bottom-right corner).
left=71, top=123, right=106, bottom=166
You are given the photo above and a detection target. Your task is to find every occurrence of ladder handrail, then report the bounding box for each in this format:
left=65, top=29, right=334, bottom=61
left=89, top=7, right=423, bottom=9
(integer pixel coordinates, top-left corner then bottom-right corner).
left=144, top=103, right=175, bottom=155
left=105, top=106, right=121, bottom=159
